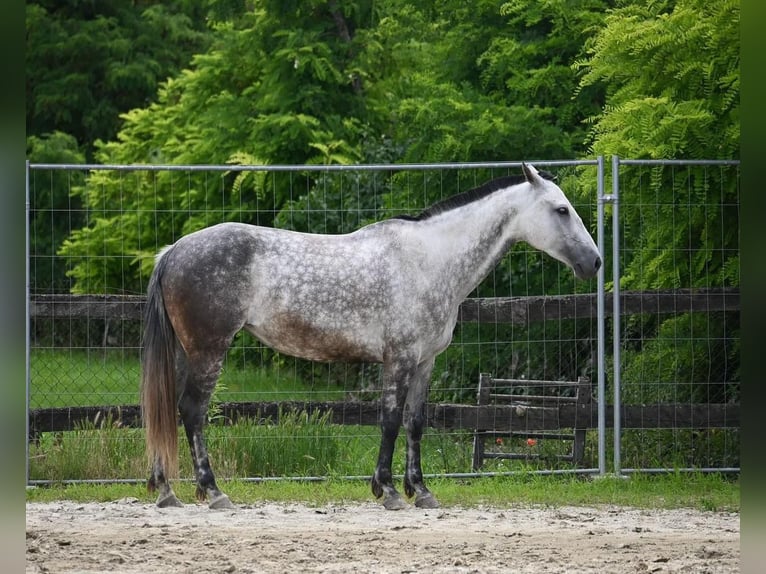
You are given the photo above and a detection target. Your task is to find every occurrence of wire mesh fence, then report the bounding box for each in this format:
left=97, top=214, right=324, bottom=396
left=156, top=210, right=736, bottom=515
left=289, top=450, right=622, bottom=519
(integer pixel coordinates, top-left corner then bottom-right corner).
left=25, top=158, right=739, bottom=484
left=605, top=158, right=740, bottom=473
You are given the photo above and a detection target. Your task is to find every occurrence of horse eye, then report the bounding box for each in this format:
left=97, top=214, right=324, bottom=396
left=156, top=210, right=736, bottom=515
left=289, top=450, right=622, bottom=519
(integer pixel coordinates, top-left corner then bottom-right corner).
left=556, top=206, right=569, bottom=216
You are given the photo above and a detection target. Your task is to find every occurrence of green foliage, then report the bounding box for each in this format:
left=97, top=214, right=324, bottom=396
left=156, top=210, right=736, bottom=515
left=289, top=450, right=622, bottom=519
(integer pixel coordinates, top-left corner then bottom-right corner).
left=26, top=0, right=211, bottom=159
left=483, top=0, right=611, bottom=145
left=619, top=429, right=739, bottom=470
left=577, top=0, right=739, bottom=159
left=615, top=164, right=740, bottom=291
left=54, top=2, right=387, bottom=291
left=379, top=0, right=612, bottom=163
left=620, top=312, right=740, bottom=405
left=27, top=132, right=86, bottom=292
left=572, top=0, right=740, bottom=427
left=29, top=414, right=146, bottom=481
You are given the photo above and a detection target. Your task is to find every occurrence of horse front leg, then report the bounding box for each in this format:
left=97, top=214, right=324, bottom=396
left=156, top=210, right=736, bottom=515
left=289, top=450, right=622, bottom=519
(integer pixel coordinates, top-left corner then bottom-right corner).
left=403, top=358, right=439, bottom=509
left=371, top=361, right=410, bottom=510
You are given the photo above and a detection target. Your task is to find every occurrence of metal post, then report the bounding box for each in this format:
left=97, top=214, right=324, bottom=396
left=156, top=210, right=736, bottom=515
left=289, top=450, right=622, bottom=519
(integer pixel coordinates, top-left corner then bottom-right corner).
left=595, top=156, right=607, bottom=476
left=25, top=160, right=31, bottom=486
left=610, top=155, right=622, bottom=476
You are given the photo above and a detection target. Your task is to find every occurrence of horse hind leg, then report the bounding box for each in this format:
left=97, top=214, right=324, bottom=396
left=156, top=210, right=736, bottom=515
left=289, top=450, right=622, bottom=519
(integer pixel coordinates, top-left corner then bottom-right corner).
left=178, top=350, right=234, bottom=510
left=148, top=458, right=184, bottom=508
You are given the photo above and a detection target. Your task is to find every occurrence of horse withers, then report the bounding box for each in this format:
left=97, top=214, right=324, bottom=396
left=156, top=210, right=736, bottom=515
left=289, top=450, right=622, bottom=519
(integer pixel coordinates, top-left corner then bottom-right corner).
left=140, top=163, right=601, bottom=510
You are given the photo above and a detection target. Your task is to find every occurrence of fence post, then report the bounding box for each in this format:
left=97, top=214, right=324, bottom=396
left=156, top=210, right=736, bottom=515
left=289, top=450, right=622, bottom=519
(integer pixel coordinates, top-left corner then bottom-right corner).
left=596, top=155, right=607, bottom=476
left=25, top=159, right=31, bottom=487
left=471, top=373, right=493, bottom=471
left=610, top=155, right=622, bottom=476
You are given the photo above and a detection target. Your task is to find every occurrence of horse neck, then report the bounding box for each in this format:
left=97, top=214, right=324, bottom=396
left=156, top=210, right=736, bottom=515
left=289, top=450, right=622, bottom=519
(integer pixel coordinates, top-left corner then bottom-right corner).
left=415, top=188, right=530, bottom=301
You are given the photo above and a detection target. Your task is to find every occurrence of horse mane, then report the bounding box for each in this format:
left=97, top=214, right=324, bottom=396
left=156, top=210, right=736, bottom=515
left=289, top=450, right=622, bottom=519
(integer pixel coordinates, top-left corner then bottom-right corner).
left=391, top=170, right=556, bottom=222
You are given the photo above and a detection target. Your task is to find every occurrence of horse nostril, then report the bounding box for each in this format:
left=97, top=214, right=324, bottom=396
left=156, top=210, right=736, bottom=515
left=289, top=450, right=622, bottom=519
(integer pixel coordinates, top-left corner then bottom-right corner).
left=594, top=256, right=602, bottom=271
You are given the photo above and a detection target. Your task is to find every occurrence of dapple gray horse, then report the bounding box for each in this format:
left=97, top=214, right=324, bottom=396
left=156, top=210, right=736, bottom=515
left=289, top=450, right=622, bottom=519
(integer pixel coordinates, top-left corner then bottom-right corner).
left=141, top=163, right=601, bottom=510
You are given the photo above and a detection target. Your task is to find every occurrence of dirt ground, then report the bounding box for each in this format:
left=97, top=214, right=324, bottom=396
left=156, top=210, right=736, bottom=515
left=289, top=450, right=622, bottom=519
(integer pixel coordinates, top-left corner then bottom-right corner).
left=26, top=499, right=739, bottom=573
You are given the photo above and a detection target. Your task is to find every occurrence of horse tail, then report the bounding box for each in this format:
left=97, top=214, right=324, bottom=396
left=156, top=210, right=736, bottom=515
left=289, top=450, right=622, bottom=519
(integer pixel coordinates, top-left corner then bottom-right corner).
left=140, top=247, right=179, bottom=480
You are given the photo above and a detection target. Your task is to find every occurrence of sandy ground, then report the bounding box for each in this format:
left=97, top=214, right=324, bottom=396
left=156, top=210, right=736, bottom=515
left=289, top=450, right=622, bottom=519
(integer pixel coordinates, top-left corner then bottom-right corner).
left=26, top=499, right=739, bottom=573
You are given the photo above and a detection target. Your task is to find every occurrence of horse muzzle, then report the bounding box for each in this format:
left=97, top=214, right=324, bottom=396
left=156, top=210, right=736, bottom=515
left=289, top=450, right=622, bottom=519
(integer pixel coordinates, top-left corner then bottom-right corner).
left=573, top=255, right=601, bottom=280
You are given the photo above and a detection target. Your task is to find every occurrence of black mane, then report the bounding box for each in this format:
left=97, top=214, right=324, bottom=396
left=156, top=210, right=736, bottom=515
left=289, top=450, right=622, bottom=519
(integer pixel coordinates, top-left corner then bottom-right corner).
left=391, top=170, right=556, bottom=222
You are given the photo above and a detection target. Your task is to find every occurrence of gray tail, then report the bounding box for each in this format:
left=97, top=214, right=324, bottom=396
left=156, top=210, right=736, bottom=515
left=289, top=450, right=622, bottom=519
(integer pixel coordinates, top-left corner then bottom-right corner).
left=140, top=251, right=179, bottom=479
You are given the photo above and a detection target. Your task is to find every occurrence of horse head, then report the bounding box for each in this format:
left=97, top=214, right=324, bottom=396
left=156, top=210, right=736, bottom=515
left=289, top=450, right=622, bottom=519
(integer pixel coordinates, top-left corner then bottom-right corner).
left=518, top=163, right=601, bottom=280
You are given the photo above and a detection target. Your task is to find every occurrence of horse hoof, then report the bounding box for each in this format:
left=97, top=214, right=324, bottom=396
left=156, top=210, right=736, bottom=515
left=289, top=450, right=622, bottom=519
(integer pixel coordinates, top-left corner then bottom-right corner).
left=415, top=492, right=440, bottom=509
left=383, top=494, right=408, bottom=511
left=209, top=494, right=235, bottom=510
left=156, top=493, right=184, bottom=508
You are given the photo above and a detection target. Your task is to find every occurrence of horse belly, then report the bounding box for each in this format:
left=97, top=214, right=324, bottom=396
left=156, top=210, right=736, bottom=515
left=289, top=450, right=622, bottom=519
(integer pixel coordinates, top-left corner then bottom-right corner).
left=245, top=313, right=384, bottom=364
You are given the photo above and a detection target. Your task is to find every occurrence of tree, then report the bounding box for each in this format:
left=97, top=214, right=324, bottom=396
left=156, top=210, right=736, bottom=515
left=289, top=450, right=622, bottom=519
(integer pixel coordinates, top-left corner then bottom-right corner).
left=575, top=0, right=739, bottom=291
left=574, top=0, right=740, bottom=411
left=27, top=131, right=86, bottom=292
left=57, top=0, right=612, bottom=294
left=57, top=1, right=386, bottom=293
left=576, top=0, right=738, bottom=160
left=51, top=0, right=613, bottom=391
left=26, top=0, right=210, bottom=159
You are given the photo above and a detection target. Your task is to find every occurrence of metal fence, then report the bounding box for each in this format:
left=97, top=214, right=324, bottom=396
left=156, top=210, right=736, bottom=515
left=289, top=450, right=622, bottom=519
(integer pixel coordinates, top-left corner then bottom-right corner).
left=25, top=157, right=740, bottom=484
left=603, top=157, right=740, bottom=475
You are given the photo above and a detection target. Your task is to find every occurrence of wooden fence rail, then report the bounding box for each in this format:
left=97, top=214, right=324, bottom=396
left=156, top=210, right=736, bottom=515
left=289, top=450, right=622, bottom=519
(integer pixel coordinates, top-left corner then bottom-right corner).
left=29, top=288, right=739, bottom=323
left=29, top=400, right=739, bottom=438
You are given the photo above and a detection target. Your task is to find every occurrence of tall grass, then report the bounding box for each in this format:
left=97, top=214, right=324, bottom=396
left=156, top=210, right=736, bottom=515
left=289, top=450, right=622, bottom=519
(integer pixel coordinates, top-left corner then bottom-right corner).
left=29, top=409, right=344, bottom=482
left=205, top=409, right=340, bottom=477
left=29, top=413, right=588, bottom=483
left=29, top=413, right=147, bottom=481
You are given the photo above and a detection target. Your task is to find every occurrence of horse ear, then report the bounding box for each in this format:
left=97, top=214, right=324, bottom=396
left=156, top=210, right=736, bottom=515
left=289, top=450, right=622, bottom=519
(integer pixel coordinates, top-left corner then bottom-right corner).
left=521, top=162, right=542, bottom=186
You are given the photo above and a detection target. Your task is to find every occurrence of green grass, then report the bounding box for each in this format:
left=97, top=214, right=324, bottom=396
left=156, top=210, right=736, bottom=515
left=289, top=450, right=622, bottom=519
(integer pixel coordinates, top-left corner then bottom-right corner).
left=26, top=472, right=739, bottom=512
left=30, top=349, right=344, bottom=408
left=31, top=349, right=142, bottom=408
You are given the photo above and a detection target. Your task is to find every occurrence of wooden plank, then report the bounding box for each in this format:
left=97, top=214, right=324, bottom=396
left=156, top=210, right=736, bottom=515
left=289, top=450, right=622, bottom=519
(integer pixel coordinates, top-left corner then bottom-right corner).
left=475, top=430, right=576, bottom=440
left=488, top=394, right=579, bottom=403
left=432, top=403, right=584, bottom=431
left=30, top=294, right=145, bottom=320
left=217, top=400, right=381, bottom=427
left=28, top=405, right=143, bottom=438
left=457, top=288, right=739, bottom=324
left=427, top=402, right=740, bottom=431
left=618, top=403, right=741, bottom=429
left=30, top=288, right=739, bottom=324
left=489, top=379, right=590, bottom=388
left=28, top=401, right=739, bottom=437
left=483, top=453, right=575, bottom=461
